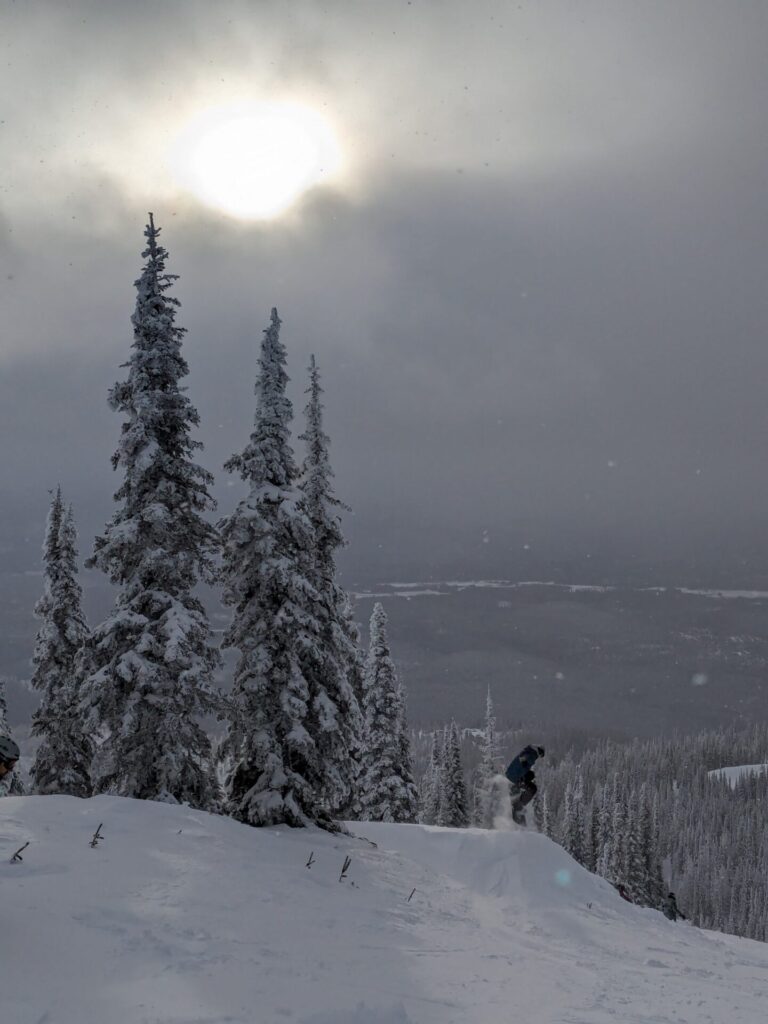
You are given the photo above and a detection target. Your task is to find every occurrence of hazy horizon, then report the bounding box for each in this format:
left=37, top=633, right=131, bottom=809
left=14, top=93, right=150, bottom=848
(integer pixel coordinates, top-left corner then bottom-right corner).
left=3, top=2, right=768, bottom=742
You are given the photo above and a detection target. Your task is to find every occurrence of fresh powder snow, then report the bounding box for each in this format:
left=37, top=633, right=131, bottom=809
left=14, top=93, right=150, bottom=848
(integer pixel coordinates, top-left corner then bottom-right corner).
left=3, top=795, right=766, bottom=1023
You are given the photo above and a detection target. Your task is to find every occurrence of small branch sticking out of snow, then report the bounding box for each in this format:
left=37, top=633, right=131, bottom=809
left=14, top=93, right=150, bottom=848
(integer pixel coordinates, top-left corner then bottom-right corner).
left=90, top=824, right=104, bottom=848
left=339, top=855, right=351, bottom=882
left=407, top=888, right=416, bottom=903
left=10, top=842, right=29, bottom=863
left=306, top=851, right=315, bottom=869
left=349, top=831, right=378, bottom=848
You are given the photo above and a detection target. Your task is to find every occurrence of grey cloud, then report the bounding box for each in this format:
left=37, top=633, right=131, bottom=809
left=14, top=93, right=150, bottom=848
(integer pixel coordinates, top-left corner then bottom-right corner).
left=2, top=1, right=768, bottom=595
left=4, top=2, right=765, bottom=221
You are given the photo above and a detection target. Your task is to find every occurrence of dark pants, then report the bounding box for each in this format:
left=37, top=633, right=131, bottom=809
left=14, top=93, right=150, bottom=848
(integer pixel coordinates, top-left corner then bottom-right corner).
left=511, top=775, right=537, bottom=822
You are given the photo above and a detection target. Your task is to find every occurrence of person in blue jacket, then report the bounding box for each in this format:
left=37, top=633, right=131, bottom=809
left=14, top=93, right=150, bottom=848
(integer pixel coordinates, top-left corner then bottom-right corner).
left=505, top=744, right=545, bottom=825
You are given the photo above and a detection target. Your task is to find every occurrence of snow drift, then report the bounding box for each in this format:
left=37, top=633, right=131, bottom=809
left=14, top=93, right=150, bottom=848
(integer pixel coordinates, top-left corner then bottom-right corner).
left=2, top=796, right=766, bottom=1023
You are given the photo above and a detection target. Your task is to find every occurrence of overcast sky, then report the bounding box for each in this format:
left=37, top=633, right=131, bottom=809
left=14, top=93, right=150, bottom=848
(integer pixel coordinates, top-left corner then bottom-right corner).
left=2, top=0, right=768, bottom=586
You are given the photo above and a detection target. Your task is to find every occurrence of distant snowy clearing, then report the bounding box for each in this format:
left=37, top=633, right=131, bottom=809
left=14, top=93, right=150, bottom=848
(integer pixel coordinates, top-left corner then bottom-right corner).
left=353, top=580, right=768, bottom=600
left=708, top=763, right=768, bottom=787
left=2, top=796, right=767, bottom=1023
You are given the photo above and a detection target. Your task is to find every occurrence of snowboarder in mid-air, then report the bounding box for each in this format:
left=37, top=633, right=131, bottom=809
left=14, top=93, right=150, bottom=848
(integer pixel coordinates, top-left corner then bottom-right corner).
left=505, top=744, right=545, bottom=825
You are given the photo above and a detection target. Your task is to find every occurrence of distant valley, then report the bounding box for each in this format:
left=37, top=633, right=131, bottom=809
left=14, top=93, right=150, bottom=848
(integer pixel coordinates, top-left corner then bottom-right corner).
left=3, top=574, right=768, bottom=741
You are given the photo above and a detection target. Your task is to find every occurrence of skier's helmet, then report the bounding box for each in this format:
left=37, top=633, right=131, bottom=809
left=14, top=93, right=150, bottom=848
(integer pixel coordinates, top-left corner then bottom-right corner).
left=536, top=745, right=545, bottom=757
left=0, top=735, right=20, bottom=765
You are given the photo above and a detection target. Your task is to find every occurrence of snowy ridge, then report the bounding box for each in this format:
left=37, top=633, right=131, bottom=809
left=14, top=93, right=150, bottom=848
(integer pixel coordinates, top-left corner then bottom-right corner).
left=3, top=796, right=767, bottom=1024
left=351, top=589, right=448, bottom=599
left=353, top=579, right=768, bottom=600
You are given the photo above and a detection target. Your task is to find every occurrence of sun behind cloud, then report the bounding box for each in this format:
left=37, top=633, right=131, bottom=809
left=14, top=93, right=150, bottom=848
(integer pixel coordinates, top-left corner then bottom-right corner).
left=170, top=101, right=344, bottom=220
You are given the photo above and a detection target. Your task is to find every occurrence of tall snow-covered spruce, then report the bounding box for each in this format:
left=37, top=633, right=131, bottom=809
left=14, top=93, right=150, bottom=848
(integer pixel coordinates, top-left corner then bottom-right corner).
left=472, top=687, right=499, bottom=827
left=359, top=603, right=418, bottom=822
left=80, top=214, right=219, bottom=807
left=298, top=355, right=363, bottom=817
left=30, top=489, right=92, bottom=796
left=419, top=730, right=443, bottom=824
left=439, top=720, right=469, bottom=827
left=0, top=677, right=24, bottom=795
left=219, top=310, right=332, bottom=828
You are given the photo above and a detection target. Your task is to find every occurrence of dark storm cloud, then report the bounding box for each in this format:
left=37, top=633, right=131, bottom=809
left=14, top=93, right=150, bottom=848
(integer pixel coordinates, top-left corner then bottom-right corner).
left=2, top=0, right=768, bottom=587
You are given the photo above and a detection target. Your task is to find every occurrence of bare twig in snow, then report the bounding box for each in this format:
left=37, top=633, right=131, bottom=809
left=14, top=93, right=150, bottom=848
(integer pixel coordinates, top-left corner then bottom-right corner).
left=339, top=855, right=351, bottom=882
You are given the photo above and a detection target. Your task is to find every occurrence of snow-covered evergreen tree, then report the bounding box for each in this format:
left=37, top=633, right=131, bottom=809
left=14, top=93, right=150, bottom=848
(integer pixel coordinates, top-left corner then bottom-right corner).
left=436, top=725, right=450, bottom=826
left=541, top=733, right=729, bottom=924
left=359, top=603, right=417, bottom=822
left=298, top=355, right=347, bottom=577
left=297, top=355, right=363, bottom=817
left=420, top=731, right=443, bottom=824
left=30, top=491, right=92, bottom=796
left=582, top=797, right=600, bottom=873
left=473, top=687, right=499, bottom=827
left=394, top=677, right=419, bottom=819
left=219, top=309, right=327, bottom=828
left=79, top=215, right=219, bottom=807
left=338, top=596, right=366, bottom=819
left=536, top=790, right=552, bottom=837
left=439, top=720, right=469, bottom=828
left=560, top=777, right=584, bottom=864
left=638, top=784, right=665, bottom=908
left=605, top=776, right=628, bottom=884
left=0, top=678, right=24, bottom=795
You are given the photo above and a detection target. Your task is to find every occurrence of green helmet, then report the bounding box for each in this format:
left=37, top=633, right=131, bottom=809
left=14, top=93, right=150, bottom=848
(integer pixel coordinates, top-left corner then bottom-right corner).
left=0, top=735, right=20, bottom=764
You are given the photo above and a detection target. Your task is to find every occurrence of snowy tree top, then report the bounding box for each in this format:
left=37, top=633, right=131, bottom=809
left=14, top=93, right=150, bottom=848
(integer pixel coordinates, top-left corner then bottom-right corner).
left=225, top=307, right=298, bottom=491
left=89, top=213, right=217, bottom=594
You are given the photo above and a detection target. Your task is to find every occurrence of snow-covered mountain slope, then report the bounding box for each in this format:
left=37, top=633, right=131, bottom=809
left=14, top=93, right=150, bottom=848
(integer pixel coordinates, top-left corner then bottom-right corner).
left=2, top=797, right=767, bottom=1024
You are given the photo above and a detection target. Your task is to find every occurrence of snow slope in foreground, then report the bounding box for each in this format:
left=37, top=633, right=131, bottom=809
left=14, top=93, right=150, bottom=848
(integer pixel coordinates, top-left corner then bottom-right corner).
left=2, top=797, right=767, bottom=1024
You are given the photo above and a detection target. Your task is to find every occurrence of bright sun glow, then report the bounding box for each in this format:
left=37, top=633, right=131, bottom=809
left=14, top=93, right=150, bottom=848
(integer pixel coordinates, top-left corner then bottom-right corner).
left=171, top=102, right=343, bottom=220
